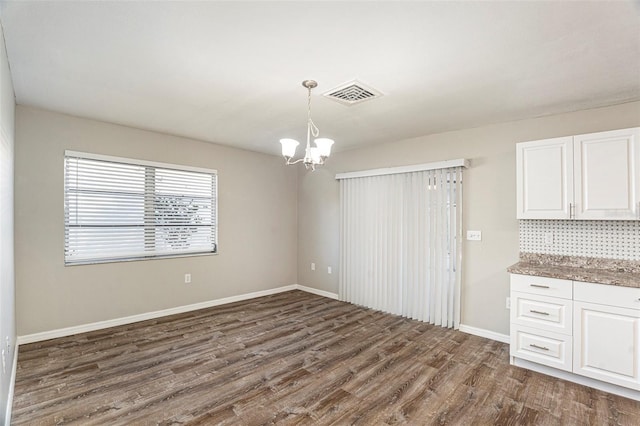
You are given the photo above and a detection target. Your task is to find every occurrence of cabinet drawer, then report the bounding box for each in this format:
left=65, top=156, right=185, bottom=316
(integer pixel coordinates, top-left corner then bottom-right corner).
left=510, top=325, right=572, bottom=372
left=511, top=274, right=572, bottom=299
left=574, top=281, right=640, bottom=311
left=511, top=291, right=572, bottom=335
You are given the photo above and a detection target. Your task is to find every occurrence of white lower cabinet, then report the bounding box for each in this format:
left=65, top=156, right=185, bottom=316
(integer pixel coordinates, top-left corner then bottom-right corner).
left=510, top=274, right=640, bottom=395
left=510, top=275, right=573, bottom=372
left=573, top=288, right=640, bottom=390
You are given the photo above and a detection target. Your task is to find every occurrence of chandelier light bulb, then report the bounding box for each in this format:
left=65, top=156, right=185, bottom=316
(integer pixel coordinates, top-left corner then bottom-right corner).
left=314, top=138, right=334, bottom=157
left=279, top=138, right=299, bottom=158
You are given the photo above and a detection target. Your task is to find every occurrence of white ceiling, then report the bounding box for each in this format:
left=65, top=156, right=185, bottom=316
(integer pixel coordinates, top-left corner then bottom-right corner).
left=1, top=1, right=639, bottom=156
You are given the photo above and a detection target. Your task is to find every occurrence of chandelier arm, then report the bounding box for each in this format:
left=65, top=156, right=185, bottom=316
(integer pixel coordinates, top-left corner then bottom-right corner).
left=286, top=157, right=306, bottom=165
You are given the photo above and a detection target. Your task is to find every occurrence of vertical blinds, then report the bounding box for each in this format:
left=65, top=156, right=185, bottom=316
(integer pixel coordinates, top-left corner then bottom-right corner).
left=339, top=166, right=462, bottom=328
left=64, top=151, right=217, bottom=265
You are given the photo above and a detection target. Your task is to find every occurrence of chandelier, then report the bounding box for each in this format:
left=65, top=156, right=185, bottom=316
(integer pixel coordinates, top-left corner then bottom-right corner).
left=279, top=80, right=334, bottom=170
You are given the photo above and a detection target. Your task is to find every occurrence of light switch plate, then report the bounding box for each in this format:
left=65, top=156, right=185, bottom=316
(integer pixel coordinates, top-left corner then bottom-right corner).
left=466, top=230, right=482, bottom=241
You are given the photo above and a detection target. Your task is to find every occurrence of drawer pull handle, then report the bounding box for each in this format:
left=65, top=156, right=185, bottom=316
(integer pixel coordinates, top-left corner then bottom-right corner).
left=529, top=310, right=550, bottom=316
left=530, top=284, right=550, bottom=289
left=529, top=344, right=549, bottom=351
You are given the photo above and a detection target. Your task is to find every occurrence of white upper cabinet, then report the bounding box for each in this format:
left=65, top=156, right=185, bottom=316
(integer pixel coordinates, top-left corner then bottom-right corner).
left=517, top=127, right=640, bottom=220
left=517, top=137, right=573, bottom=219
left=574, top=128, right=640, bottom=220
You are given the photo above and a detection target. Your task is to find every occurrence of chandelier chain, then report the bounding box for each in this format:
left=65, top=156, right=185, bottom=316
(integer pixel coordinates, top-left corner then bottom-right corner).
left=307, top=86, right=319, bottom=138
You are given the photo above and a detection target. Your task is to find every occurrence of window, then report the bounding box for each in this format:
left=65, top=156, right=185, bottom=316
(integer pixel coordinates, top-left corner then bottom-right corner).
left=64, top=151, right=217, bottom=265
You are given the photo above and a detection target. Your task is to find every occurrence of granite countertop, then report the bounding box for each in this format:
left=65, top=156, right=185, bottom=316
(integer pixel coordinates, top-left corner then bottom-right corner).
left=507, top=253, right=640, bottom=289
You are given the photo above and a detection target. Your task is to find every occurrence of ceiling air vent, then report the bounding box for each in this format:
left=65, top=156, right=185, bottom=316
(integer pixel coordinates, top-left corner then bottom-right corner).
left=324, top=80, right=382, bottom=106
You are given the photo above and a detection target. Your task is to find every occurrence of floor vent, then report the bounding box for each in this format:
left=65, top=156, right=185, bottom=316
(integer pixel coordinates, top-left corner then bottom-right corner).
left=324, top=80, right=382, bottom=106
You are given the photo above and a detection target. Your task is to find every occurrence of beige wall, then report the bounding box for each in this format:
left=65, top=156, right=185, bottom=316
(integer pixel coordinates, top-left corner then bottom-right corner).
left=15, top=106, right=298, bottom=335
left=0, top=21, right=16, bottom=424
left=13, top=100, right=640, bottom=339
left=297, top=101, right=640, bottom=336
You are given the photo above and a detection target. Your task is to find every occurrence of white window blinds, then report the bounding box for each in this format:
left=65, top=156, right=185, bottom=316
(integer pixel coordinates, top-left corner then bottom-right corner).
left=64, top=151, right=217, bottom=265
left=338, top=164, right=463, bottom=329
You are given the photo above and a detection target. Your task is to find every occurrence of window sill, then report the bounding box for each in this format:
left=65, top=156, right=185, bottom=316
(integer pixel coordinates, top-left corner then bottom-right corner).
left=64, top=251, right=218, bottom=266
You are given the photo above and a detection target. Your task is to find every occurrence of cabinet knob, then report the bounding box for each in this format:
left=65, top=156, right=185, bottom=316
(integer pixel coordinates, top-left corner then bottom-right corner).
left=530, top=284, right=550, bottom=289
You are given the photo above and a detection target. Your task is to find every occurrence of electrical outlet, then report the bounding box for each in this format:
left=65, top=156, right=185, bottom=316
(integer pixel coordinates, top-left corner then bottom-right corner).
left=544, top=232, right=554, bottom=246
left=466, top=230, right=482, bottom=241
left=184, top=273, right=191, bottom=284
left=311, top=263, right=316, bottom=271
left=327, top=266, right=332, bottom=274
left=506, top=297, right=511, bottom=309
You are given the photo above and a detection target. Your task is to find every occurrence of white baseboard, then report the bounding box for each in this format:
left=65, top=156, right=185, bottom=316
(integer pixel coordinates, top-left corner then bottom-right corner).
left=16, top=284, right=339, bottom=345
left=512, top=357, right=640, bottom=401
left=18, top=285, right=302, bottom=345
left=459, top=324, right=510, bottom=344
left=295, top=284, right=339, bottom=300
left=5, top=343, right=18, bottom=424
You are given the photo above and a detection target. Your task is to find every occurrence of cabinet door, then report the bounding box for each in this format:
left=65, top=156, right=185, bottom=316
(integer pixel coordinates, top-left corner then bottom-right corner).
left=574, top=301, right=640, bottom=390
left=516, top=137, right=574, bottom=219
left=574, top=127, right=640, bottom=220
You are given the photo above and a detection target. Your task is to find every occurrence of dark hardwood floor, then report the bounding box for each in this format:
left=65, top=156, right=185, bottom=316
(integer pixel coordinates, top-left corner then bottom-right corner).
left=12, top=290, right=639, bottom=425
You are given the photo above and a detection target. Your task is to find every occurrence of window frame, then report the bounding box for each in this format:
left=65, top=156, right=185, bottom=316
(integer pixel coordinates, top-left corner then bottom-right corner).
left=63, top=150, right=218, bottom=266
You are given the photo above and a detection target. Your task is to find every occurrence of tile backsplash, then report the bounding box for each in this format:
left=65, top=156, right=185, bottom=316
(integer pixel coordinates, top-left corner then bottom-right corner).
left=519, top=220, right=640, bottom=260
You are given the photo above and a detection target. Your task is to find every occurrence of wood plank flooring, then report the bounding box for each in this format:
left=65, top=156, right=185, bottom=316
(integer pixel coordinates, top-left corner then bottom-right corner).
left=12, top=290, right=640, bottom=425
